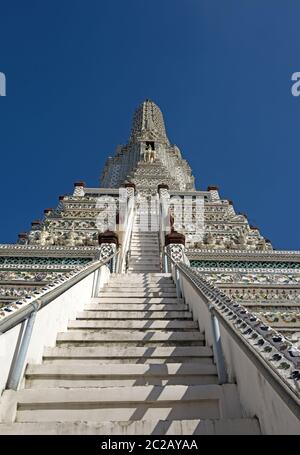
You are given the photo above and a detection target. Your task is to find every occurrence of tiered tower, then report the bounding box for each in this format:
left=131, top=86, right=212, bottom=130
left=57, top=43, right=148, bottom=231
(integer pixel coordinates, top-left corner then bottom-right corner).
left=0, top=100, right=299, bottom=435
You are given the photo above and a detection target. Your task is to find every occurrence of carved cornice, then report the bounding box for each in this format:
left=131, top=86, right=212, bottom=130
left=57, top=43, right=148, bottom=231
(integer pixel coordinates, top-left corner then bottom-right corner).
left=0, top=244, right=99, bottom=258
left=187, top=248, right=300, bottom=262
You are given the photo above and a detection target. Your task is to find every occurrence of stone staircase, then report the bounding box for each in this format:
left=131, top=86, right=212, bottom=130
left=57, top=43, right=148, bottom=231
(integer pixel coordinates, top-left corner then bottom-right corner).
left=0, top=272, right=260, bottom=434
left=128, top=212, right=161, bottom=273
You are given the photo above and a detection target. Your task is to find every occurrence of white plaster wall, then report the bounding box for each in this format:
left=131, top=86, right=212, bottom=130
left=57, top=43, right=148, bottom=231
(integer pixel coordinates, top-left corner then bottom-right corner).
left=180, top=273, right=300, bottom=435
left=0, top=325, right=21, bottom=395
left=220, top=327, right=300, bottom=434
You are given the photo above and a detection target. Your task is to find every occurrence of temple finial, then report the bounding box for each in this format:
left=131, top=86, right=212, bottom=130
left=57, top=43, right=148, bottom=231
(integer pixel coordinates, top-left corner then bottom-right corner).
left=129, top=99, right=169, bottom=144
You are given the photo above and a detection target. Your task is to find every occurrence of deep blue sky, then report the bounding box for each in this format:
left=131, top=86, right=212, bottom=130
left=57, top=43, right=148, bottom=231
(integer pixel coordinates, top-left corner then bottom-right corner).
left=0, top=0, right=299, bottom=249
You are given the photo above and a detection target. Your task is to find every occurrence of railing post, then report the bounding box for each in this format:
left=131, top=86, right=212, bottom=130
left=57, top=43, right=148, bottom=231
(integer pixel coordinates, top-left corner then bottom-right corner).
left=163, top=251, right=169, bottom=273
left=209, top=305, right=228, bottom=384
left=6, top=303, right=39, bottom=391
left=92, top=266, right=102, bottom=297
left=115, top=250, right=120, bottom=273
left=178, top=270, right=185, bottom=299
left=175, top=265, right=182, bottom=299
left=5, top=320, right=26, bottom=389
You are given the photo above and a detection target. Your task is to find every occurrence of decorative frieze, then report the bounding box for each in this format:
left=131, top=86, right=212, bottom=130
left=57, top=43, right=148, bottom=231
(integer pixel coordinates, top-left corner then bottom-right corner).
left=190, top=260, right=300, bottom=270
left=201, top=272, right=300, bottom=285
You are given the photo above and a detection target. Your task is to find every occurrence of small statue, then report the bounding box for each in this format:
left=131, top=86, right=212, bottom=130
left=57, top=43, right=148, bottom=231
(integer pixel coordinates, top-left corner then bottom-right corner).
left=149, top=149, right=156, bottom=163
left=38, top=227, right=49, bottom=246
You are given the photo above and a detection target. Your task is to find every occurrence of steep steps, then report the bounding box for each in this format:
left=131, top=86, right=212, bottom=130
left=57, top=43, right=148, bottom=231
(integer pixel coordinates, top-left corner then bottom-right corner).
left=0, top=269, right=260, bottom=434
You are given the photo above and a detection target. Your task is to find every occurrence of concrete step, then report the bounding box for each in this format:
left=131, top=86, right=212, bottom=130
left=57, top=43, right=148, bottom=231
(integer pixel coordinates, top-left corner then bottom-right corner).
left=129, top=255, right=160, bottom=259
left=104, top=282, right=174, bottom=287
left=56, top=330, right=204, bottom=346
left=128, top=264, right=161, bottom=268
left=130, top=240, right=158, bottom=243
left=130, top=252, right=160, bottom=257
left=118, top=281, right=172, bottom=284
left=129, top=269, right=162, bottom=273
left=76, top=311, right=192, bottom=319
left=130, top=247, right=159, bottom=250
left=102, top=285, right=176, bottom=292
left=85, top=304, right=189, bottom=311
left=99, top=293, right=177, bottom=298
left=130, top=248, right=159, bottom=251
left=108, top=280, right=173, bottom=285
left=128, top=260, right=160, bottom=264
left=131, top=241, right=158, bottom=244
left=130, top=261, right=162, bottom=265
left=127, top=271, right=162, bottom=275
left=132, top=228, right=158, bottom=231
left=67, top=320, right=198, bottom=330
left=130, top=240, right=158, bottom=244
left=129, top=248, right=159, bottom=252
left=128, top=261, right=161, bottom=264
left=0, top=418, right=261, bottom=435
left=132, top=233, right=159, bottom=236
left=130, top=246, right=159, bottom=249
left=127, top=267, right=161, bottom=270
left=110, top=273, right=171, bottom=277
left=128, top=259, right=160, bottom=263
left=132, top=232, right=158, bottom=235
left=131, top=239, right=159, bottom=242
left=130, top=248, right=159, bottom=252
left=92, top=297, right=184, bottom=304
left=109, top=274, right=171, bottom=280
left=132, top=235, right=158, bottom=239
left=109, top=272, right=174, bottom=284
left=132, top=232, right=159, bottom=234
left=25, top=363, right=218, bottom=387
left=98, top=292, right=177, bottom=298
left=128, top=258, right=159, bottom=262
left=43, top=346, right=213, bottom=364
left=101, top=286, right=175, bottom=292
left=129, top=258, right=160, bottom=263
left=128, top=267, right=161, bottom=272
left=4, top=384, right=242, bottom=422
left=130, top=246, right=160, bottom=251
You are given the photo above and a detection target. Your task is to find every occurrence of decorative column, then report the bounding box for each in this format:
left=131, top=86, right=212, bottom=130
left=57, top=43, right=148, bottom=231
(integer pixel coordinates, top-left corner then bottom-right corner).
left=73, top=181, right=86, bottom=197
left=17, top=233, right=28, bottom=245
left=98, top=230, right=119, bottom=265
left=207, top=185, right=220, bottom=202
left=92, top=230, right=119, bottom=296
left=164, top=230, right=187, bottom=297
left=165, top=230, right=186, bottom=263
left=124, top=182, right=136, bottom=197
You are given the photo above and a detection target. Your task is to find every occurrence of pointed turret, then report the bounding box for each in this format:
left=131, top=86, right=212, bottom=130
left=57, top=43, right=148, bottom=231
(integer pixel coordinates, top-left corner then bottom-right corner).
left=100, top=99, right=195, bottom=192
left=129, top=99, right=170, bottom=145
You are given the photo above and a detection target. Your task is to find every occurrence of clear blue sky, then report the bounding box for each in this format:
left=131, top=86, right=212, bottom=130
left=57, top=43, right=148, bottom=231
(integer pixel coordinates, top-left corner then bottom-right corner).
left=0, top=0, right=299, bottom=249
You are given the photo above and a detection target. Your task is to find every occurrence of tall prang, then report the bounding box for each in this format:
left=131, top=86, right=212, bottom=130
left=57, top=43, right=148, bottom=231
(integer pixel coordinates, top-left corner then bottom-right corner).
left=0, top=100, right=299, bottom=435
left=100, top=99, right=195, bottom=193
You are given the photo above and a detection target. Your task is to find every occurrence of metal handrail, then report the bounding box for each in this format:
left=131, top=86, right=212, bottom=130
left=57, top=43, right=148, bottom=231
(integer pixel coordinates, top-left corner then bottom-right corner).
left=0, top=249, right=119, bottom=334
left=164, top=250, right=300, bottom=418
